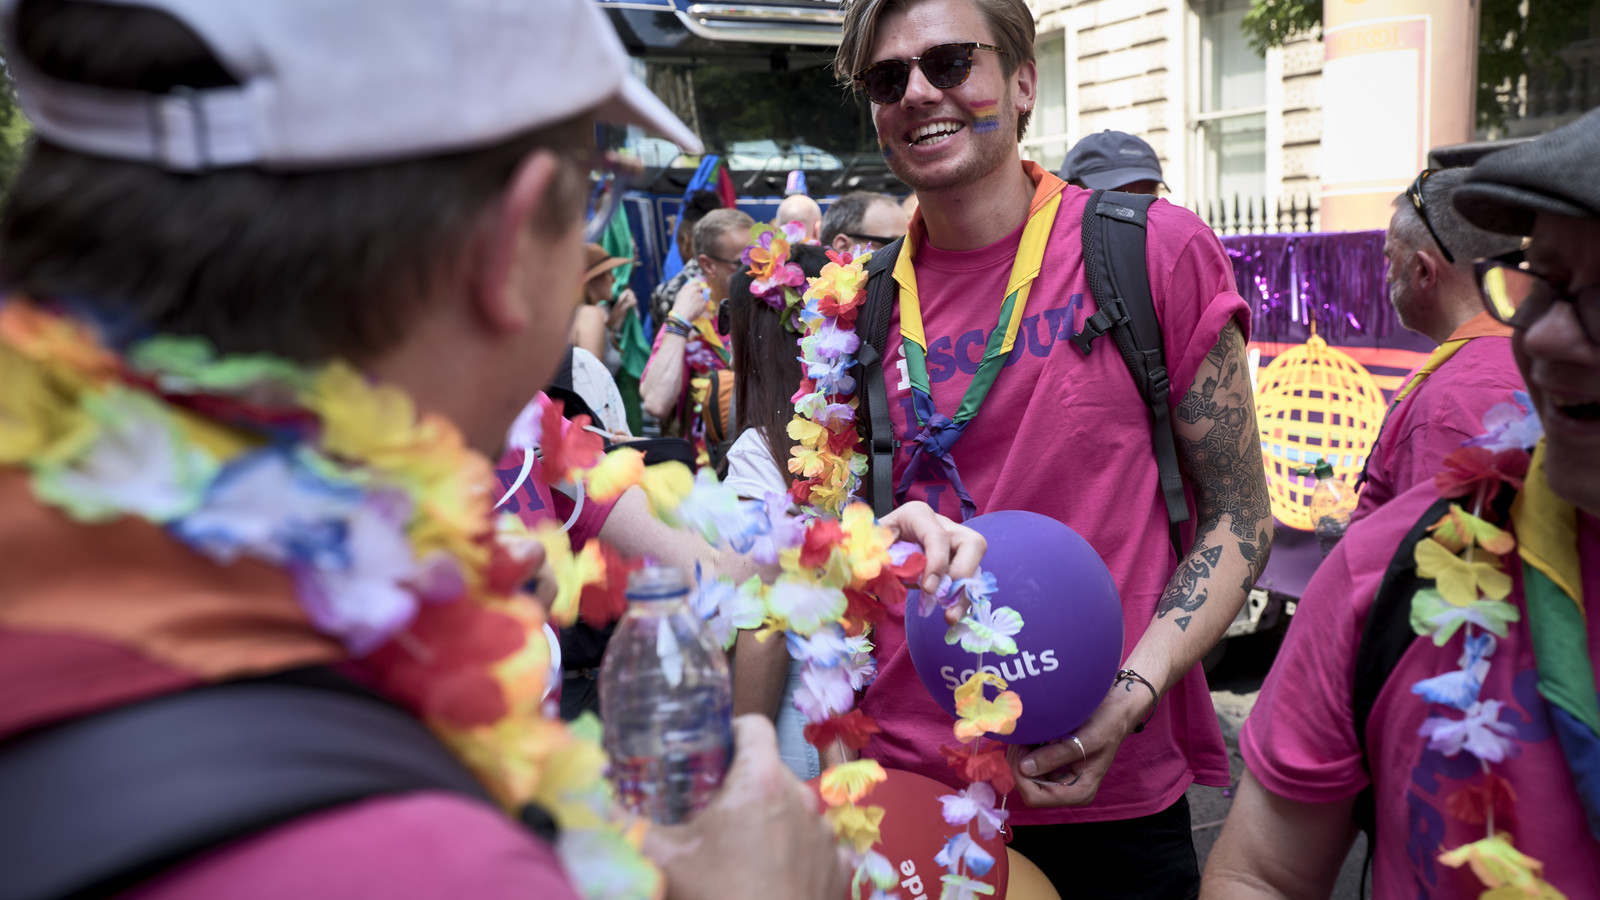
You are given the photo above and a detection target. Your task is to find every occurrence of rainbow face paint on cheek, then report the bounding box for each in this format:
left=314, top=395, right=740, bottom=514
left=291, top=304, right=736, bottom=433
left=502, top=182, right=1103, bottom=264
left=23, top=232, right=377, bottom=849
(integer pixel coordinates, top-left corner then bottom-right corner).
left=972, top=99, right=1000, bottom=134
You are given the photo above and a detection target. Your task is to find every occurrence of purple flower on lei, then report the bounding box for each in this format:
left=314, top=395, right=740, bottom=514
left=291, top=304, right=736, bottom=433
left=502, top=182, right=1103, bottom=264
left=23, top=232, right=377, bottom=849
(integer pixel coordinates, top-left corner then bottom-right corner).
left=1411, top=632, right=1495, bottom=710
left=803, top=356, right=856, bottom=395
left=938, top=782, right=1008, bottom=839
left=793, top=662, right=856, bottom=723
left=1417, top=698, right=1519, bottom=763
left=741, top=491, right=805, bottom=564
left=935, top=832, right=996, bottom=877
left=787, top=623, right=851, bottom=668
left=1466, top=390, right=1542, bottom=453
left=807, top=320, right=861, bottom=360
left=289, top=489, right=424, bottom=657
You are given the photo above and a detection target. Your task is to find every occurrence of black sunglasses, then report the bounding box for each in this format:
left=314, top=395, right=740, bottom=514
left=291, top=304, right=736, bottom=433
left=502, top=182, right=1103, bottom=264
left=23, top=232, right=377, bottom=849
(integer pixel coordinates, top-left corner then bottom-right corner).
left=1406, top=169, right=1456, bottom=264
left=1476, top=251, right=1600, bottom=344
left=844, top=232, right=900, bottom=247
left=853, top=42, right=1007, bottom=105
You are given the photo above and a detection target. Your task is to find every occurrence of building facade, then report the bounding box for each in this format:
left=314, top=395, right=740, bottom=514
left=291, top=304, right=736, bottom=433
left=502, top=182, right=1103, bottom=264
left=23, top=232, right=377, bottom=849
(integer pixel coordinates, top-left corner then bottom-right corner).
left=1022, top=0, right=1599, bottom=234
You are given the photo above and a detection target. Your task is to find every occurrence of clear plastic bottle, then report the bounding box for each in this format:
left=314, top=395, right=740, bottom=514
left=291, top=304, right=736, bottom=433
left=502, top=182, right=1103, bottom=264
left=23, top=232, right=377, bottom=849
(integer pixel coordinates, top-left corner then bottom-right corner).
left=599, top=565, right=733, bottom=824
left=1298, top=460, right=1356, bottom=557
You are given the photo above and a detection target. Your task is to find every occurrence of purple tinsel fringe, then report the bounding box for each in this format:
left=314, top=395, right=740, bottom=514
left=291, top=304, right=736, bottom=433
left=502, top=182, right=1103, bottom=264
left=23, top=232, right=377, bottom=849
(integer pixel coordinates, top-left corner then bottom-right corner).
left=1223, top=231, right=1394, bottom=344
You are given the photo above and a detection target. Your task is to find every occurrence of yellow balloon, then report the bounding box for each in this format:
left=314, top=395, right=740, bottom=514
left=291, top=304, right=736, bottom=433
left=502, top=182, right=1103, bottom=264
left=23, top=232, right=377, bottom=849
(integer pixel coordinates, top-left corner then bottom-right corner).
left=1003, top=847, right=1061, bottom=900
left=1254, top=332, right=1385, bottom=532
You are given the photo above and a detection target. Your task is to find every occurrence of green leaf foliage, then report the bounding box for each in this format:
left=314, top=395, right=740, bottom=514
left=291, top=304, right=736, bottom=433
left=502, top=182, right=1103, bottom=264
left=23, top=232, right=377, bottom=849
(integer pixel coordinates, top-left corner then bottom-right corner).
left=1242, top=0, right=1598, bottom=128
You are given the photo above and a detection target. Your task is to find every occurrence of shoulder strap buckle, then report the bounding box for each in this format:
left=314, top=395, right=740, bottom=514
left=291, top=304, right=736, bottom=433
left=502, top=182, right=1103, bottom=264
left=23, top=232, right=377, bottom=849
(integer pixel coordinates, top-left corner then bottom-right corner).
left=1068, top=296, right=1128, bottom=357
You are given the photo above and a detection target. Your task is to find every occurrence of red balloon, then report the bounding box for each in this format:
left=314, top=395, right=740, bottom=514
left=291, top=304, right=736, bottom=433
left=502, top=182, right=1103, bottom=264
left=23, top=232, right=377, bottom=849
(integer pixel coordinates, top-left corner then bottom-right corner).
left=808, top=768, right=1008, bottom=900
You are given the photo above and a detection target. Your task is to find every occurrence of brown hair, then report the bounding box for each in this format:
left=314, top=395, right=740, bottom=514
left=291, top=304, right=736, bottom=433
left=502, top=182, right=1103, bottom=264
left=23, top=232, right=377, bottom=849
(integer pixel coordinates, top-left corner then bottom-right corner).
left=725, top=243, right=831, bottom=489
left=835, top=0, right=1036, bottom=140
left=0, top=0, right=589, bottom=364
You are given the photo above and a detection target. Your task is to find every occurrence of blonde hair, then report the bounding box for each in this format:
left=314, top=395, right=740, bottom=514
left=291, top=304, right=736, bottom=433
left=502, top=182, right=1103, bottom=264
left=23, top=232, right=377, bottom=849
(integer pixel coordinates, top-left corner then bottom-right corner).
left=835, top=0, right=1036, bottom=140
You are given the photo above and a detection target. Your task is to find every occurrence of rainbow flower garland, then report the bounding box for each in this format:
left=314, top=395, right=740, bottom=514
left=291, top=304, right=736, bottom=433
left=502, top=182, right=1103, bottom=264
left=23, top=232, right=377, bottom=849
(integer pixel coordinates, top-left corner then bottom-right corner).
left=741, top=221, right=808, bottom=332
left=772, top=246, right=1033, bottom=899
left=0, top=301, right=657, bottom=900
left=1405, top=391, right=1570, bottom=898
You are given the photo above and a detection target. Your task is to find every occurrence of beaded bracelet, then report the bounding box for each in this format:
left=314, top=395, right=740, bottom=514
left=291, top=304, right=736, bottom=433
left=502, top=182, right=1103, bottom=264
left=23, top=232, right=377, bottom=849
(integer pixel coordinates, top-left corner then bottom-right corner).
left=1115, top=668, right=1158, bottom=733
left=663, top=314, right=693, bottom=338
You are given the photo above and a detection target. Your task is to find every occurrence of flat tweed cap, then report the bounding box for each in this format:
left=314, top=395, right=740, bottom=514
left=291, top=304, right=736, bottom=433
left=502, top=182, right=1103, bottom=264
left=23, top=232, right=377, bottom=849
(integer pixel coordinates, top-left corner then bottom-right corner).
left=1453, top=107, right=1600, bottom=236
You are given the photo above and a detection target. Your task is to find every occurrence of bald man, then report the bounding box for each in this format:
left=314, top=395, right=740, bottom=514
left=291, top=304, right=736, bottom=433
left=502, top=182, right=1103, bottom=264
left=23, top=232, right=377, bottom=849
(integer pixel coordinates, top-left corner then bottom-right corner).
left=773, top=194, right=822, bottom=243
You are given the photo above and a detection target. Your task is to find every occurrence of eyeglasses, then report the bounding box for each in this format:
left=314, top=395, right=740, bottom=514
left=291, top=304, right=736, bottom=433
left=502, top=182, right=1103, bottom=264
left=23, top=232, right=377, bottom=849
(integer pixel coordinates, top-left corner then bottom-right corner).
left=853, top=42, right=1007, bottom=105
left=703, top=254, right=742, bottom=268
left=844, top=233, right=900, bottom=249
left=1476, top=251, right=1600, bottom=343
left=1406, top=169, right=1456, bottom=264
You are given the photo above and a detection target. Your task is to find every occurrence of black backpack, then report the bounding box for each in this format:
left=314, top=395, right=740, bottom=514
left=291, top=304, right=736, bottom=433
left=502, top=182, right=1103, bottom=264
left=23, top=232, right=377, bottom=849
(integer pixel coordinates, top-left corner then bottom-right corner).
left=854, top=189, right=1190, bottom=556
left=0, top=667, right=556, bottom=900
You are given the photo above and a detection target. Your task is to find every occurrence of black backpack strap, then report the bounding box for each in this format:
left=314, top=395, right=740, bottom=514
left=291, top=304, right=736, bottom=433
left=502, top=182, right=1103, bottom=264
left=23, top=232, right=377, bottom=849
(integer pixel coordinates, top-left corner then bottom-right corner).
left=1070, top=190, right=1188, bottom=557
left=1348, top=489, right=1516, bottom=840
left=856, top=236, right=905, bottom=518
left=0, top=668, right=549, bottom=900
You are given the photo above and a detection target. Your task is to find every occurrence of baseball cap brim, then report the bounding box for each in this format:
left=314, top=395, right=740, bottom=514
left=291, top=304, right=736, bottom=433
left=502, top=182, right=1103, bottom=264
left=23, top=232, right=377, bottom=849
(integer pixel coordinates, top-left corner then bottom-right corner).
left=1077, top=166, right=1167, bottom=191
left=600, top=76, right=703, bottom=156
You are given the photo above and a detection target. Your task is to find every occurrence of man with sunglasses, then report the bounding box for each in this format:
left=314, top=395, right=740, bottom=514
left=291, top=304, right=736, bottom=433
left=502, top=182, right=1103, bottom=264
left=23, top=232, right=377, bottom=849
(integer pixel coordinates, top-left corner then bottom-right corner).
left=819, top=190, right=910, bottom=255
left=0, top=0, right=999, bottom=897
left=833, top=0, right=1272, bottom=896
left=1203, top=108, right=1600, bottom=900
left=1353, top=168, right=1526, bottom=523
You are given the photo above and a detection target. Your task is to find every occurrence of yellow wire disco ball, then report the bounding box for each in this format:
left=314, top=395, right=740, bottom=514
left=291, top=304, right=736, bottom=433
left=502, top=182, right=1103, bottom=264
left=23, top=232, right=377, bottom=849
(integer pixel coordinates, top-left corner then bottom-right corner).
left=1255, top=328, right=1385, bottom=531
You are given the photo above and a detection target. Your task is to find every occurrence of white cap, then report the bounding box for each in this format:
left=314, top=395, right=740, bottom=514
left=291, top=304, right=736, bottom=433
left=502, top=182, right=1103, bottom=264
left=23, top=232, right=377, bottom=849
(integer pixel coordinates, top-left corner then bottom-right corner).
left=0, top=0, right=702, bottom=171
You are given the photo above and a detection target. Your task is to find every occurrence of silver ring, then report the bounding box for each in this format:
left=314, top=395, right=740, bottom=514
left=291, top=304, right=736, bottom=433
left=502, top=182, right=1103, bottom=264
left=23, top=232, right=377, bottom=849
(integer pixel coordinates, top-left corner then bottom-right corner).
left=1069, top=735, right=1086, bottom=765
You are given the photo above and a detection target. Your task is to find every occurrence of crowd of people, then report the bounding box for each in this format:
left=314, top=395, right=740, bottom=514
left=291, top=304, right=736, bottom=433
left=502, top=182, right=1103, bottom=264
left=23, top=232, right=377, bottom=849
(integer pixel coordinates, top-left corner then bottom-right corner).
left=0, top=0, right=1595, bottom=898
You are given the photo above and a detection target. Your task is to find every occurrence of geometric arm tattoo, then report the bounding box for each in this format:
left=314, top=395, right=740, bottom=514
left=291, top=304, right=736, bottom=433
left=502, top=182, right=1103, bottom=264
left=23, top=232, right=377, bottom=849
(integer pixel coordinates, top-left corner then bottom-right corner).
left=1156, top=321, right=1274, bottom=629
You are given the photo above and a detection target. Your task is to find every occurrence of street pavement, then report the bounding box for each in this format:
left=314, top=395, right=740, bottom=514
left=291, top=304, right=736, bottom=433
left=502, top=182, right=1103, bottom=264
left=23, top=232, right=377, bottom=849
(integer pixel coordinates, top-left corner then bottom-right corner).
left=1187, top=632, right=1370, bottom=900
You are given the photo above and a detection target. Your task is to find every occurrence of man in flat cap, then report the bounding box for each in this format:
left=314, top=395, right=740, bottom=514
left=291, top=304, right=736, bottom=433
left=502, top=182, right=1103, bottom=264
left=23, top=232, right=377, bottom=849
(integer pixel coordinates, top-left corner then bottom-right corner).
left=1202, top=110, right=1600, bottom=900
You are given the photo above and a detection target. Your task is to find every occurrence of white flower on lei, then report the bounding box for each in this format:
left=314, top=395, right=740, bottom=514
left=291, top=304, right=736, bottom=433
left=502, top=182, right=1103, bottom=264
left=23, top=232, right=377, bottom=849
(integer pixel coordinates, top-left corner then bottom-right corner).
left=690, top=572, right=764, bottom=650
left=767, top=574, right=847, bottom=634
left=33, top=387, right=218, bottom=524
left=793, top=661, right=855, bottom=723
left=1411, top=632, right=1495, bottom=711
left=1417, top=698, right=1519, bottom=763
left=842, top=633, right=878, bottom=690
left=938, top=782, right=1008, bottom=839
left=944, top=599, right=1024, bottom=656
left=935, top=832, right=996, bottom=878
left=787, top=622, right=852, bottom=668
left=1467, top=390, right=1543, bottom=453
left=290, top=490, right=423, bottom=656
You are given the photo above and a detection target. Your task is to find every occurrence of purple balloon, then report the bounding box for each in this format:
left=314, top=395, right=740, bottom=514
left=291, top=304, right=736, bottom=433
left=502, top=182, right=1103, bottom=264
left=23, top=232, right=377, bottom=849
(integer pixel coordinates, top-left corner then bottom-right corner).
left=905, top=510, right=1123, bottom=746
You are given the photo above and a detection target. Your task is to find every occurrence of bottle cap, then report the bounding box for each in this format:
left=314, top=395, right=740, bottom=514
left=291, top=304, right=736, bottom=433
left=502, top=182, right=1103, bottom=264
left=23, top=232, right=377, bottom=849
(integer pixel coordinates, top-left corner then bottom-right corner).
left=1294, top=460, right=1336, bottom=479
left=625, top=565, right=690, bottom=601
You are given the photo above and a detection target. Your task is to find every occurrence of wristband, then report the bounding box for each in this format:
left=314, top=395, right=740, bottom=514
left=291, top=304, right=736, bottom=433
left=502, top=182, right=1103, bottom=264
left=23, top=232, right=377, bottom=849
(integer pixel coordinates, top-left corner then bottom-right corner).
left=1115, top=668, right=1158, bottom=733
left=663, top=314, right=693, bottom=338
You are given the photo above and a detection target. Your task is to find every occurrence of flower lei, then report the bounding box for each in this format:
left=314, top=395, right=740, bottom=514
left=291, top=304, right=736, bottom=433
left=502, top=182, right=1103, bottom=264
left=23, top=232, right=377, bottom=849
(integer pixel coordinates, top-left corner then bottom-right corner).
left=0, top=300, right=659, bottom=899
left=1406, top=390, right=1568, bottom=898
left=741, top=221, right=809, bottom=333
left=680, top=284, right=730, bottom=467
left=776, top=247, right=1032, bottom=899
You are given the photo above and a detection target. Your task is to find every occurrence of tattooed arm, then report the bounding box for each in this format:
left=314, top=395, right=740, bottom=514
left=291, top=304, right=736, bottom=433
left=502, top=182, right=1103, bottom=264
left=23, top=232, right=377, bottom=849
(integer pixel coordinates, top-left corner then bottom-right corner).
left=1011, top=321, right=1274, bottom=808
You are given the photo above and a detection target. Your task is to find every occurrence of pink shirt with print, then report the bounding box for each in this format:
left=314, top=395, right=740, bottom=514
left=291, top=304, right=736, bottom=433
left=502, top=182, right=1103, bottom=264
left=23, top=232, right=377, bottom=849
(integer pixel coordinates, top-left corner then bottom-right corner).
left=859, top=178, right=1249, bottom=825
left=1241, top=482, right=1600, bottom=898
left=1353, top=315, right=1523, bottom=523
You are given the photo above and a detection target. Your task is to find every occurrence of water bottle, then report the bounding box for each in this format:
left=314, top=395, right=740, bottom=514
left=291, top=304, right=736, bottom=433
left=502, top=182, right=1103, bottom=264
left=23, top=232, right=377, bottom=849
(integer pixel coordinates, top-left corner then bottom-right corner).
left=1298, top=460, right=1355, bottom=557
left=599, top=565, right=733, bottom=824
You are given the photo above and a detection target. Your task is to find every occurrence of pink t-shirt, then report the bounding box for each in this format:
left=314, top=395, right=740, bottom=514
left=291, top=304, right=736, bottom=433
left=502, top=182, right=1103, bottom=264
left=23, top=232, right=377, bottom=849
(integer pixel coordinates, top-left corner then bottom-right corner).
left=126, top=792, right=579, bottom=900
left=859, top=181, right=1249, bottom=825
left=1353, top=326, right=1523, bottom=523
left=1241, top=483, right=1600, bottom=898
